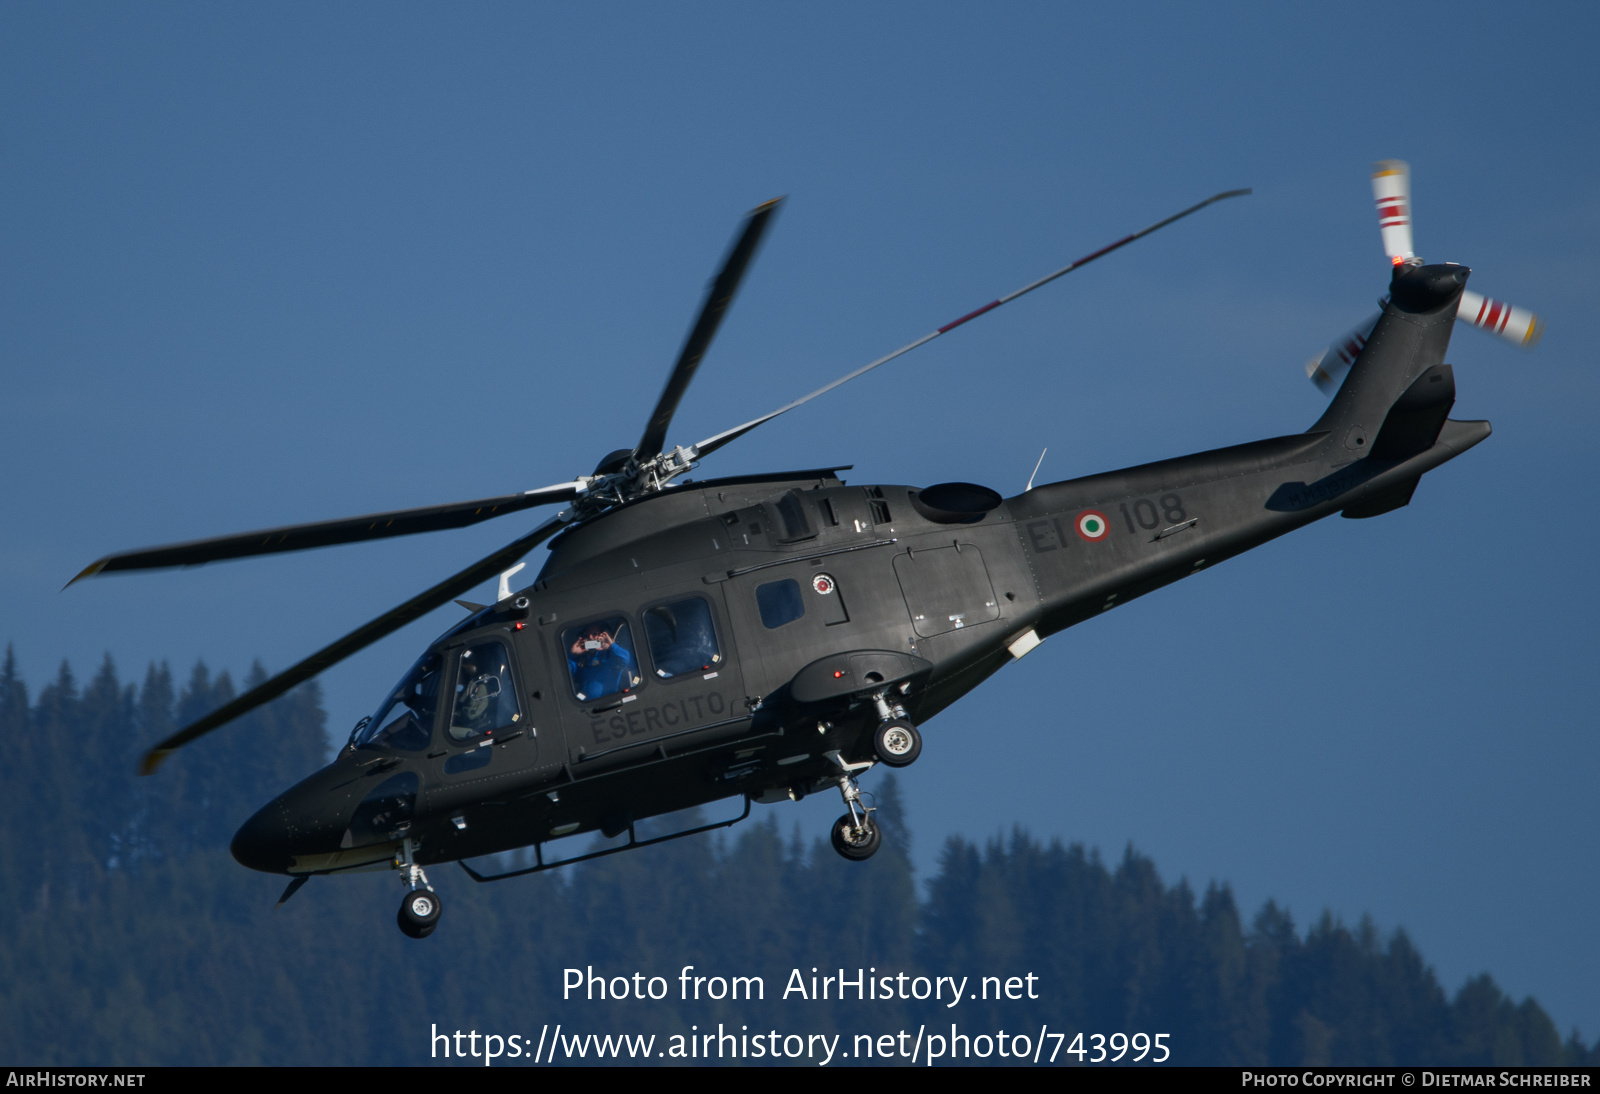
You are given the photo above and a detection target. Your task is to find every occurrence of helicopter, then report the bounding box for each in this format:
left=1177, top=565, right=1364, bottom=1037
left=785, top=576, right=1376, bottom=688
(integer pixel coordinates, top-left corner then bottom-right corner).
left=68, top=161, right=1540, bottom=938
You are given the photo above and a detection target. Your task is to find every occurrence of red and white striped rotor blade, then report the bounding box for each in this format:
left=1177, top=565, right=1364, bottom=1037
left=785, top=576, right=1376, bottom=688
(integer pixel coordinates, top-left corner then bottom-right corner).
left=1371, top=160, right=1415, bottom=265
left=1305, top=313, right=1380, bottom=395
left=1456, top=289, right=1543, bottom=348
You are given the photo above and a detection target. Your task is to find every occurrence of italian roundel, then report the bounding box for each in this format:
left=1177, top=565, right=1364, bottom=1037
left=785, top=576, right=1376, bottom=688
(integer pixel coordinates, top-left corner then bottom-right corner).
left=1075, top=510, right=1111, bottom=542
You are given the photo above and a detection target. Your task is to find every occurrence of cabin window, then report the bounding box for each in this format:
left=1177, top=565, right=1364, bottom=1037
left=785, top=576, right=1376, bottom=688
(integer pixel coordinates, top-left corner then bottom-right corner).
left=756, top=578, right=805, bottom=629
left=448, top=641, right=522, bottom=742
left=562, top=616, right=641, bottom=701
left=357, top=652, right=442, bottom=752
left=643, top=597, right=723, bottom=679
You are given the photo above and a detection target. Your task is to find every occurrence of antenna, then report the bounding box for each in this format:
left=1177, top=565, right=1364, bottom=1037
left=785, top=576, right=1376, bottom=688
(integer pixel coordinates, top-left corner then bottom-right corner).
left=1025, top=448, right=1048, bottom=492
left=497, top=562, right=527, bottom=603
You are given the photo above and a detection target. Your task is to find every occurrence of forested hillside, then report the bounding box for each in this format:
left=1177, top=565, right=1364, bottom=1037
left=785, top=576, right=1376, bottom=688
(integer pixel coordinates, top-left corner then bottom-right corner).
left=0, top=648, right=1591, bottom=1066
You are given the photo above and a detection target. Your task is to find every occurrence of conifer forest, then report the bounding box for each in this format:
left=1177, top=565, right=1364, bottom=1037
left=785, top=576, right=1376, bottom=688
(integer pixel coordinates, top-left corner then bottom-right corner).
left=0, top=648, right=1592, bottom=1067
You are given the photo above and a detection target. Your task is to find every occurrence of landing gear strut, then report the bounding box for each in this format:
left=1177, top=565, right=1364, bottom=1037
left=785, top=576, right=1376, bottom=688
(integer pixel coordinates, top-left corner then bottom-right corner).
left=395, top=835, right=441, bottom=939
left=826, top=751, right=881, bottom=861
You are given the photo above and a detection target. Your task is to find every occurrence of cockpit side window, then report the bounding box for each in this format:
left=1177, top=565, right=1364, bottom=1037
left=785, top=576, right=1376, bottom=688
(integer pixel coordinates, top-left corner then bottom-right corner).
left=643, top=597, right=723, bottom=679
left=448, top=641, right=523, bottom=742
left=562, top=616, right=640, bottom=702
left=356, top=652, right=442, bottom=752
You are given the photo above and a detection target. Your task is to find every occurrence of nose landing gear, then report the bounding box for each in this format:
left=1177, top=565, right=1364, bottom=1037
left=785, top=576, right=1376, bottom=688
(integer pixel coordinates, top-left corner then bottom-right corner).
left=394, top=835, right=441, bottom=939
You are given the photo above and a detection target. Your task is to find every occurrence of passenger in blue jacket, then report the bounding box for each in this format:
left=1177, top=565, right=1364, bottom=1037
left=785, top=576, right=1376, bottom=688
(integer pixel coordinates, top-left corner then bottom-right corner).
left=567, top=622, right=635, bottom=701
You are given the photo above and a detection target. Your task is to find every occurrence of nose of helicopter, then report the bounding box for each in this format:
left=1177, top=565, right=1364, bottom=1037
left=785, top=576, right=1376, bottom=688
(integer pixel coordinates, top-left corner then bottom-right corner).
left=231, top=797, right=296, bottom=874
left=231, top=755, right=413, bottom=874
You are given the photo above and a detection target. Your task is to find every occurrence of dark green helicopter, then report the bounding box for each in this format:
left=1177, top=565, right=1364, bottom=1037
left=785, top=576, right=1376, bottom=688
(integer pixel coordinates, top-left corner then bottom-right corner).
left=68, top=162, right=1539, bottom=937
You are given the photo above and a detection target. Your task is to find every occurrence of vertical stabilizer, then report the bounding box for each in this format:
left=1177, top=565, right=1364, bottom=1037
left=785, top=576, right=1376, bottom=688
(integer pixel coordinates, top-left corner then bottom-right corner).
left=1310, top=263, right=1468, bottom=448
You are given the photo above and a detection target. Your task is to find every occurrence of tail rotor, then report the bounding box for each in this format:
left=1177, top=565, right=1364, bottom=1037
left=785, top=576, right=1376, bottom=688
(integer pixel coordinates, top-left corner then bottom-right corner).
left=1456, top=289, right=1543, bottom=348
left=1371, top=159, right=1416, bottom=266
left=1304, top=160, right=1542, bottom=393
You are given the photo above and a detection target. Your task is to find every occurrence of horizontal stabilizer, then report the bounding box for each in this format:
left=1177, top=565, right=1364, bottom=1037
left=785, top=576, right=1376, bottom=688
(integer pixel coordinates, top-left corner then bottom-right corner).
left=1342, top=475, right=1420, bottom=519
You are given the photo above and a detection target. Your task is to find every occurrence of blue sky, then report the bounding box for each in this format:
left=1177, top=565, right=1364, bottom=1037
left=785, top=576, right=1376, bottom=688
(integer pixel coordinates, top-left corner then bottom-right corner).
left=3, top=3, right=1597, bottom=1040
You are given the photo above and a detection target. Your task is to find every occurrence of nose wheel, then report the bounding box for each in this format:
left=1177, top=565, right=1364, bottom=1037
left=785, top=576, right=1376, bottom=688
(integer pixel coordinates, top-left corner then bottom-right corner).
left=394, top=835, right=441, bottom=939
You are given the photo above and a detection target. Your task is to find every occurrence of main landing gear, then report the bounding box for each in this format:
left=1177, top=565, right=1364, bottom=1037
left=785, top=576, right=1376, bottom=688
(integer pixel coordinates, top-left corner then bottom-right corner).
left=827, top=751, right=881, bottom=861
left=395, top=836, right=441, bottom=939
left=873, top=719, right=921, bottom=767
left=871, top=694, right=922, bottom=768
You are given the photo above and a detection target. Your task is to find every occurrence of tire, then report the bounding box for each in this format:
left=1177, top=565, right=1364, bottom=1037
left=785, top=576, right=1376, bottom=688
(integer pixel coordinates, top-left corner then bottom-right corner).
left=399, top=915, right=438, bottom=940
left=830, top=813, right=882, bottom=861
left=873, top=719, right=922, bottom=767
left=397, top=888, right=442, bottom=939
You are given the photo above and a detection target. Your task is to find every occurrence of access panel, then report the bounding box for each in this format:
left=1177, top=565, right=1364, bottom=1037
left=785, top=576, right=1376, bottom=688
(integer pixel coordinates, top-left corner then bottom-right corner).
left=893, top=544, right=999, bottom=638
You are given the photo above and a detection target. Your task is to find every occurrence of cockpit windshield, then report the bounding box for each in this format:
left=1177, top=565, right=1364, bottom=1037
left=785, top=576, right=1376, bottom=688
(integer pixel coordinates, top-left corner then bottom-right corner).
left=353, top=651, right=442, bottom=751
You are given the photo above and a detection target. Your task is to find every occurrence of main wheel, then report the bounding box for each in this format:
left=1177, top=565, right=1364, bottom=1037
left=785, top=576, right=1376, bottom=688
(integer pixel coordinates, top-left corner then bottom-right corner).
left=831, top=813, right=882, bottom=861
left=873, top=719, right=922, bottom=767
left=397, top=888, right=442, bottom=939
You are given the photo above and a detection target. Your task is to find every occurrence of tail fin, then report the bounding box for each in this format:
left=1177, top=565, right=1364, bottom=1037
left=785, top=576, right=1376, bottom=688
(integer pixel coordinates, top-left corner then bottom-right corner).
left=1310, top=263, right=1469, bottom=454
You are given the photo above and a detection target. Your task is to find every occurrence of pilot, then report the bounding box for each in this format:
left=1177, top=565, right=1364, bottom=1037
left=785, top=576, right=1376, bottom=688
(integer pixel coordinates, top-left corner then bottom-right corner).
left=453, top=672, right=500, bottom=736
left=567, top=622, right=634, bottom=701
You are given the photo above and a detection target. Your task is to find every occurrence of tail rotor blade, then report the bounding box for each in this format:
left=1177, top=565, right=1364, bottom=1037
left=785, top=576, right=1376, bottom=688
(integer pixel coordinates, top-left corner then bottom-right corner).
left=1372, top=160, right=1416, bottom=265
left=1305, top=313, right=1380, bottom=395
left=1457, top=289, right=1543, bottom=348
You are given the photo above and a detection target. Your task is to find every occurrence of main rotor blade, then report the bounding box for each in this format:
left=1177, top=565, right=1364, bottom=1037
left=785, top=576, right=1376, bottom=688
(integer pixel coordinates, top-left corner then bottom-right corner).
left=66, top=481, right=583, bottom=586
left=634, top=197, right=784, bottom=462
left=138, top=514, right=567, bottom=775
left=691, top=189, right=1251, bottom=460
